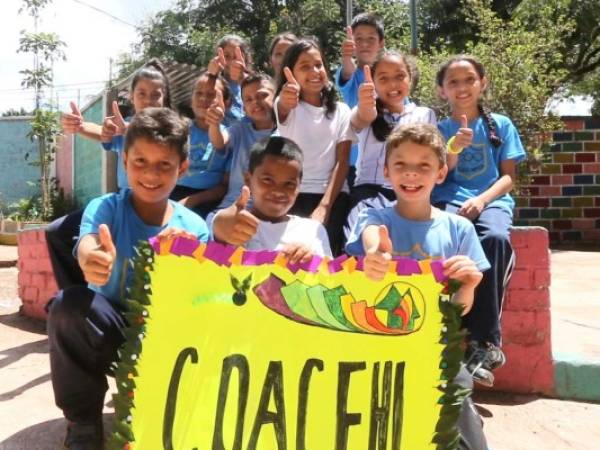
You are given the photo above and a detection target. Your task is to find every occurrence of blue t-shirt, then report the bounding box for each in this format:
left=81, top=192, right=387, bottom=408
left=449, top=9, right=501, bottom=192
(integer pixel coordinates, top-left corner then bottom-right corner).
left=102, top=134, right=128, bottom=190
left=345, top=206, right=490, bottom=272
left=178, top=122, right=231, bottom=189
left=217, top=118, right=274, bottom=209
left=78, top=189, right=209, bottom=307
left=225, top=79, right=244, bottom=125
left=433, top=113, right=526, bottom=214
left=334, top=66, right=364, bottom=109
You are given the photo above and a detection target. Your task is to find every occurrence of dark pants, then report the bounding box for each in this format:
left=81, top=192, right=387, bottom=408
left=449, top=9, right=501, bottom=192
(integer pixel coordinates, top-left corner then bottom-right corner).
left=290, top=192, right=349, bottom=257
left=439, top=203, right=515, bottom=346
left=170, top=185, right=222, bottom=219
left=343, top=184, right=396, bottom=241
left=456, top=365, right=489, bottom=450
left=45, top=210, right=86, bottom=289
left=47, top=286, right=126, bottom=423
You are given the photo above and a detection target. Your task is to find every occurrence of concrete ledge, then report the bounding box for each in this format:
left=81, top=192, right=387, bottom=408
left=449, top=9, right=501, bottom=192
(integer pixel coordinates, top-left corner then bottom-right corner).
left=554, top=352, right=600, bottom=402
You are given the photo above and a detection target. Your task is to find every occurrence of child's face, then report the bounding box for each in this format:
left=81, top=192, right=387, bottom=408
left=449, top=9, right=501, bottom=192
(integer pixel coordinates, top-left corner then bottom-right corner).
left=132, top=78, right=165, bottom=113
left=292, top=47, right=328, bottom=97
left=191, top=75, right=222, bottom=120
left=246, top=155, right=301, bottom=222
left=242, top=80, right=275, bottom=125
left=353, top=24, right=384, bottom=66
left=384, top=141, right=447, bottom=205
left=438, top=60, right=486, bottom=110
left=271, top=40, right=293, bottom=75
left=124, top=138, right=188, bottom=206
left=373, top=56, right=411, bottom=111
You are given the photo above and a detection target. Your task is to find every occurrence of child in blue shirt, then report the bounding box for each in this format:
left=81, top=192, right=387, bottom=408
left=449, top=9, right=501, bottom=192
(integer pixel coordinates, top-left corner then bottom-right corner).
left=434, top=55, right=526, bottom=387
left=346, top=123, right=489, bottom=450
left=47, top=108, right=209, bottom=450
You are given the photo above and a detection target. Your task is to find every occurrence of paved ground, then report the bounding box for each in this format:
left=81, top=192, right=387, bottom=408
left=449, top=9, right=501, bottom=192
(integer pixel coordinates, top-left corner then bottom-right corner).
left=1, top=246, right=599, bottom=449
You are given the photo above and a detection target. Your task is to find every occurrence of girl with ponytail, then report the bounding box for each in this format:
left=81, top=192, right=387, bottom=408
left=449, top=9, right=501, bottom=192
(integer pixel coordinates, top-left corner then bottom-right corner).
left=434, top=55, right=526, bottom=388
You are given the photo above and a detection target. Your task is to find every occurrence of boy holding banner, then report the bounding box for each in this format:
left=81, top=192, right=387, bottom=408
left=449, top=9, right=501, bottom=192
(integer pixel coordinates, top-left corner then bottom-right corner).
left=212, top=135, right=333, bottom=261
left=346, top=122, right=489, bottom=449
left=47, top=108, right=210, bottom=450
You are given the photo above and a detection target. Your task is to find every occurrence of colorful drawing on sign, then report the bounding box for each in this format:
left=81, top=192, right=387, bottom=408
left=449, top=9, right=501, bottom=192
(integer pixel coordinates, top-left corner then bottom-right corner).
left=107, top=238, right=466, bottom=450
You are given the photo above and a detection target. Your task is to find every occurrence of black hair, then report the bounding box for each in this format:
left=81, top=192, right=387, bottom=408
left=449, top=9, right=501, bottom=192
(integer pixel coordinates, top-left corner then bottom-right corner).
left=124, top=107, right=189, bottom=162
left=436, top=55, right=503, bottom=148
left=370, top=50, right=413, bottom=142
left=193, top=69, right=231, bottom=105
left=216, top=34, right=254, bottom=70
left=386, top=123, right=446, bottom=167
left=131, top=58, right=172, bottom=109
left=351, top=12, right=384, bottom=40
left=268, top=32, right=299, bottom=58
left=248, top=136, right=303, bottom=176
left=241, top=72, right=275, bottom=94
left=275, top=37, right=337, bottom=119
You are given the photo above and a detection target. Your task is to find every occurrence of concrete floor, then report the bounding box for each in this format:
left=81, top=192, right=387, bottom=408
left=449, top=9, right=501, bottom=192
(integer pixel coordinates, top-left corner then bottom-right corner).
left=1, top=247, right=600, bottom=449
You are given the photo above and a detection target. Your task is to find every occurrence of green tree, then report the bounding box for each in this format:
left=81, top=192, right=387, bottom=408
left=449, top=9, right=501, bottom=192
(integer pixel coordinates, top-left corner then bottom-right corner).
left=17, top=0, right=66, bottom=220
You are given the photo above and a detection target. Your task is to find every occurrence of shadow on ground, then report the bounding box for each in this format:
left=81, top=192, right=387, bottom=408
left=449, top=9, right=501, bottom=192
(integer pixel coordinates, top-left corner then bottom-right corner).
left=0, top=312, right=46, bottom=335
left=473, top=390, right=540, bottom=418
left=0, top=414, right=114, bottom=450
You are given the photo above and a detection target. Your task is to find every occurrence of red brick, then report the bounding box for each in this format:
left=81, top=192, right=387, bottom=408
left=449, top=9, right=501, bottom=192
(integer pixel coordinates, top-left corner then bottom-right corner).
left=563, top=119, right=585, bottom=130
left=530, top=198, right=549, bottom=208
left=582, top=229, right=600, bottom=241
left=583, top=208, right=600, bottom=218
left=523, top=186, right=539, bottom=196
left=575, top=152, right=596, bottom=163
left=572, top=218, right=595, bottom=229
left=18, top=272, right=32, bottom=287
left=504, top=288, right=550, bottom=311
left=562, top=164, right=583, bottom=174
left=22, top=286, right=38, bottom=302
left=533, top=268, right=551, bottom=289
left=501, top=310, right=551, bottom=346
left=21, top=302, right=48, bottom=321
left=514, top=247, right=549, bottom=270
left=583, top=163, right=600, bottom=174
left=584, top=142, right=600, bottom=151
left=553, top=219, right=572, bottom=230
left=531, top=175, right=550, bottom=185
left=31, top=273, right=46, bottom=288
left=549, top=231, right=560, bottom=242
left=596, top=197, right=600, bottom=207
left=551, top=174, right=573, bottom=185
left=539, top=186, right=561, bottom=196
left=509, top=230, right=529, bottom=248
left=508, top=268, right=531, bottom=289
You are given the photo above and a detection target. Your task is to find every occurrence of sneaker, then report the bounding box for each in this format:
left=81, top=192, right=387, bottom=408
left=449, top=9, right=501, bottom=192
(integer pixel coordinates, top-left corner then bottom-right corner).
left=63, top=420, right=104, bottom=450
left=465, top=341, right=506, bottom=387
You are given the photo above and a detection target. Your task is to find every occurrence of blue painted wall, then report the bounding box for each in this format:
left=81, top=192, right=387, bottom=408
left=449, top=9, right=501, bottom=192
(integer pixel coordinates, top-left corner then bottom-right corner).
left=0, top=117, right=40, bottom=213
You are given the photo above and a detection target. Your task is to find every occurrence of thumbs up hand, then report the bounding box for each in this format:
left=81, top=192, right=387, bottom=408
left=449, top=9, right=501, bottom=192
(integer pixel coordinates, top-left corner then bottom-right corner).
left=229, top=46, right=247, bottom=83
left=363, top=225, right=393, bottom=281
left=341, top=25, right=356, bottom=61
left=279, top=67, right=301, bottom=111
left=206, top=89, right=225, bottom=127
left=213, top=186, right=260, bottom=246
left=101, top=101, right=127, bottom=143
left=61, top=101, right=84, bottom=134
left=79, top=224, right=116, bottom=286
left=449, top=114, right=473, bottom=154
left=208, top=47, right=227, bottom=76
left=357, top=65, right=377, bottom=123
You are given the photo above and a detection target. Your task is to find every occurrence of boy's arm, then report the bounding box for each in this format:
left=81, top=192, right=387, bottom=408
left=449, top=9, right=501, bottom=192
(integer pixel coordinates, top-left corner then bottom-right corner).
left=61, top=101, right=104, bottom=142
left=442, top=255, right=483, bottom=315
left=77, top=224, right=116, bottom=286
left=362, top=224, right=393, bottom=281
left=446, top=115, right=472, bottom=171
left=351, top=65, right=376, bottom=130
left=212, top=186, right=259, bottom=245
left=206, top=90, right=230, bottom=150
left=179, top=179, right=228, bottom=209
left=340, top=26, right=357, bottom=83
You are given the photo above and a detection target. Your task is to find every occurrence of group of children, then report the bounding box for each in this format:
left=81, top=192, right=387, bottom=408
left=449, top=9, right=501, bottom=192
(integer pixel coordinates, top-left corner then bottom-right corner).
left=47, top=11, right=525, bottom=450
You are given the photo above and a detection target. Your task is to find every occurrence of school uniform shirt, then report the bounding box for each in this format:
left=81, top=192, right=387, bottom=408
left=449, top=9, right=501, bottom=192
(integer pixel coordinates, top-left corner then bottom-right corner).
left=78, top=189, right=209, bottom=307
left=177, top=122, right=231, bottom=190
left=102, top=134, right=128, bottom=190
left=245, top=215, right=333, bottom=258
left=353, top=104, right=437, bottom=188
left=433, top=113, right=526, bottom=215
left=345, top=206, right=490, bottom=272
left=275, top=99, right=357, bottom=194
left=334, top=67, right=364, bottom=109
left=217, top=118, right=275, bottom=209
left=224, top=79, right=244, bottom=125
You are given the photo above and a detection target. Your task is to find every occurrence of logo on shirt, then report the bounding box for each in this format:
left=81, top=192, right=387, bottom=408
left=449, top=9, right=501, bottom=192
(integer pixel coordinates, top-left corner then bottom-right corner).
left=456, top=143, right=488, bottom=180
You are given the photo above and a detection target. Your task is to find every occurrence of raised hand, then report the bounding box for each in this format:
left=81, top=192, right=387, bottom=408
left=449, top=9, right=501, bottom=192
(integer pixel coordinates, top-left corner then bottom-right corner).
left=213, top=186, right=260, bottom=246
left=357, top=65, right=377, bottom=123
left=100, top=101, right=127, bottom=143
left=206, top=89, right=225, bottom=127
left=61, top=101, right=83, bottom=134
left=80, top=224, right=116, bottom=286
left=449, top=114, right=473, bottom=154
left=279, top=67, right=300, bottom=111
left=364, top=225, right=393, bottom=281
left=208, top=47, right=227, bottom=76
left=341, top=25, right=356, bottom=61
left=229, top=46, right=247, bottom=83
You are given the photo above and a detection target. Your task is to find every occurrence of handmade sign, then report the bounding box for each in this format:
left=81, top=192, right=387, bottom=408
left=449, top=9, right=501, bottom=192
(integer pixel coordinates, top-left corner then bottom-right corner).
left=108, top=238, right=466, bottom=450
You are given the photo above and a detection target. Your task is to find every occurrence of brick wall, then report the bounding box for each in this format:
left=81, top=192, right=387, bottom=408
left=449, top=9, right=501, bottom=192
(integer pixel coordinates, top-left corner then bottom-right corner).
left=515, top=116, right=600, bottom=244
left=492, top=227, right=553, bottom=395
left=17, top=227, right=57, bottom=320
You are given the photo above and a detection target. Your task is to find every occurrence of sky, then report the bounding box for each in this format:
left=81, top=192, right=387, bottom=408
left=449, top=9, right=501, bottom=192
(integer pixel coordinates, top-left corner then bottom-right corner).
left=0, top=0, right=175, bottom=113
